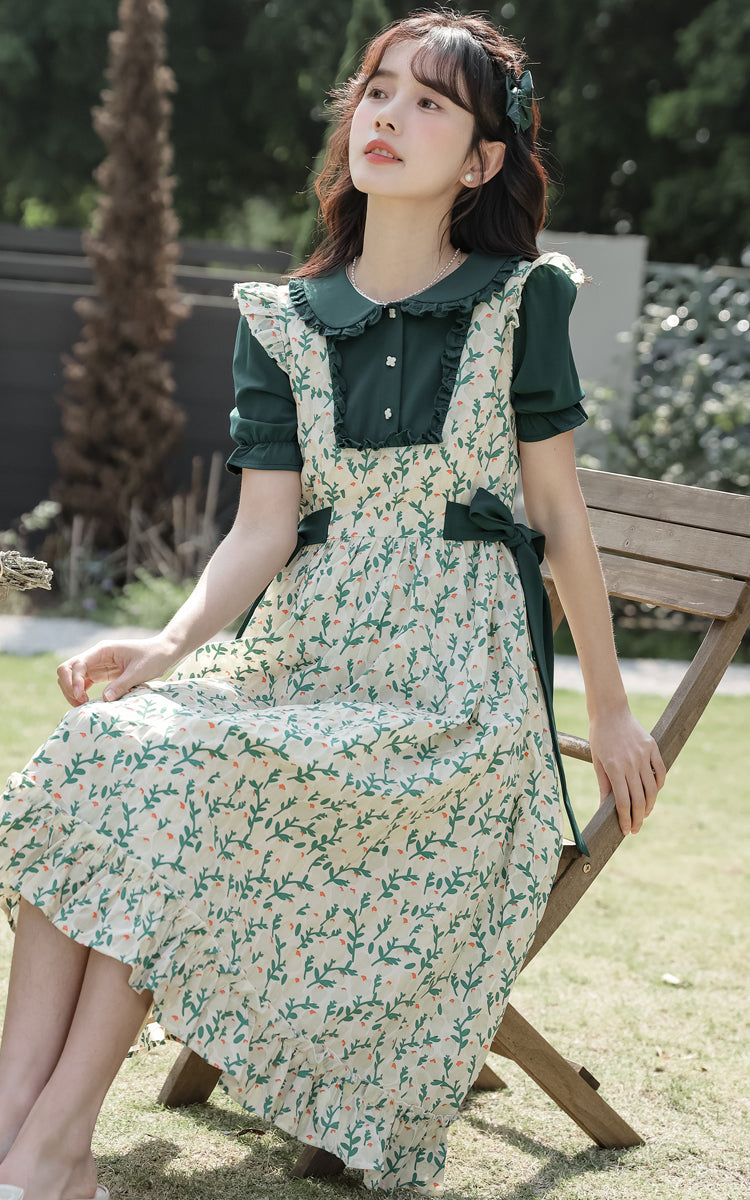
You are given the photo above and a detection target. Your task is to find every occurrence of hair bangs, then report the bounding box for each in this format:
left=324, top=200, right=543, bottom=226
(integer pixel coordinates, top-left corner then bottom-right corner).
left=358, top=25, right=493, bottom=119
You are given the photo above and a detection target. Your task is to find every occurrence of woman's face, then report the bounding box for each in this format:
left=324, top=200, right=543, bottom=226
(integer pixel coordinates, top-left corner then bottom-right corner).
left=348, top=40, right=477, bottom=208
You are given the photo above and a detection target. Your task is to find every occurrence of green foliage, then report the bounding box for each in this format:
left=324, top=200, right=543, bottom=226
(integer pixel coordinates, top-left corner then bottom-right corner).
left=2, top=1, right=748, bottom=263
left=88, top=568, right=195, bottom=629
left=581, top=263, right=750, bottom=491
left=0, top=0, right=118, bottom=227
left=645, top=2, right=750, bottom=264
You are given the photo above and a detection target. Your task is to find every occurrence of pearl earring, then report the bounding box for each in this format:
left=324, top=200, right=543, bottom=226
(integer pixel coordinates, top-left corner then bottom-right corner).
left=464, top=172, right=474, bottom=183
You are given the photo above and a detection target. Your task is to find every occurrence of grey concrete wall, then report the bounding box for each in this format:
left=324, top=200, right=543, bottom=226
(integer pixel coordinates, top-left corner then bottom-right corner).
left=0, top=280, right=241, bottom=530
left=539, top=229, right=648, bottom=413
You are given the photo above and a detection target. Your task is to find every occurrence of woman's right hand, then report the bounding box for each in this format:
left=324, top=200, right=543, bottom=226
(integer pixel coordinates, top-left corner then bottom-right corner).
left=57, top=636, right=179, bottom=707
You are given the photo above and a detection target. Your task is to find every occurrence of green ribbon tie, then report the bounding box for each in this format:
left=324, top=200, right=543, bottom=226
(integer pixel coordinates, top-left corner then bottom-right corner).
left=444, top=487, right=589, bottom=857
left=505, top=69, right=534, bottom=134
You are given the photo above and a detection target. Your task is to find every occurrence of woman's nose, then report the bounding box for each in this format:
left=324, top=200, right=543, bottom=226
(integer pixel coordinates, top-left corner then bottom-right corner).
left=374, top=105, right=399, bottom=133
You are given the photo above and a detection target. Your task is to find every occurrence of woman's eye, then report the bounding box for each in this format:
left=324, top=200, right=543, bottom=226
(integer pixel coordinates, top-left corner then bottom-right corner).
left=419, top=98, right=439, bottom=110
left=368, top=87, right=385, bottom=99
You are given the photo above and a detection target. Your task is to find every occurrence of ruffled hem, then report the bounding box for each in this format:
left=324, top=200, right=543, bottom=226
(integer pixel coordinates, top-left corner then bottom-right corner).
left=515, top=400, right=588, bottom=443
left=0, top=778, right=451, bottom=1193
left=290, top=258, right=522, bottom=453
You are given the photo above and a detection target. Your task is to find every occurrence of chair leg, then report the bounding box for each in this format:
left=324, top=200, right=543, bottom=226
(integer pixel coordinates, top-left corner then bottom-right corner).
left=471, top=1062, right=507, bottom=1091
left=291, top=1145, right=347, bottom=1178
left=157, top=1045, right=222, bottom=1107
left=492, top=1003, right=644, bottom=1149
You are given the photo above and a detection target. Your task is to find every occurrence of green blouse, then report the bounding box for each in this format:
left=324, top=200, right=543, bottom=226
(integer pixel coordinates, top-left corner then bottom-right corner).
left=227, top=253, right=586, bottom=475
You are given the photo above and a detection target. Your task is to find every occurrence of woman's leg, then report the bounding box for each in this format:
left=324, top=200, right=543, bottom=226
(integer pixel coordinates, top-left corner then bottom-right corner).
left=0, top=944, right=153, bottom=1200
left=0, top=898, right=91, bottom=1158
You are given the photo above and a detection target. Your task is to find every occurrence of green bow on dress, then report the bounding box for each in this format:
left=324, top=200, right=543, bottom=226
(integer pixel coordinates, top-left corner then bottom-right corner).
left=505, top=69, right=535, bottom=133
left=444, top=487, right=589, bottom=857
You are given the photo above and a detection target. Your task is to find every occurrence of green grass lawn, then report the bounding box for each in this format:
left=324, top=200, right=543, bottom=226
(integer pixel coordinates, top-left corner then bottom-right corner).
left=0, top=653, right=748, bottom=1199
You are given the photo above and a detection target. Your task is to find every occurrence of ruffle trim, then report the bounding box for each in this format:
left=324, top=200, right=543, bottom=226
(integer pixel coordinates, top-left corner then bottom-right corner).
left=233, top=282, right=292, bottom=376
left=288, top=277, right=383, bottom=342
left=291, top=257, right=521, bottom=452
left=514, top=401, right=588, bottom=443
left=501, top=252, right=585, bottom=343
left=288, top=255, right=522, bottom=336
left=0, top=779, right=450, bottom=1193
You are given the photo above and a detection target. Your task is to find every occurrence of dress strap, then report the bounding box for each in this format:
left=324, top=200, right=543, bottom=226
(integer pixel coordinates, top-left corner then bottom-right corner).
left=444, top=488, right=589, bottom=856
left=498, top=251, right=586, bottom=340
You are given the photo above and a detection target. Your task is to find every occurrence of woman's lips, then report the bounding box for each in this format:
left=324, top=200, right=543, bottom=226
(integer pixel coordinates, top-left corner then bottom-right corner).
left=364, top=139, right=402, bottom=163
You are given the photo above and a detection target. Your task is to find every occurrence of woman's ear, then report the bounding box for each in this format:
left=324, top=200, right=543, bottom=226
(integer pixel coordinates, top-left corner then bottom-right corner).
left=463, top=140, right=506, bottom=187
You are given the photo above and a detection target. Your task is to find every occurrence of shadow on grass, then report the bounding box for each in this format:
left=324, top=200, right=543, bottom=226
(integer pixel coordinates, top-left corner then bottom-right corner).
left=95, top=1135, right=366, bottom=1199
left=442, top=1092, right=634, bottom=1200
left=97, top=1092, right=633, bottom=1200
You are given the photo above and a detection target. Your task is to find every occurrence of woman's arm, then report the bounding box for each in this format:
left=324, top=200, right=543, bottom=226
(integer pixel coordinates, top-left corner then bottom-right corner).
left=57, top=468, right=302, bottom=706
left=519, top=431, right=666, bottom=834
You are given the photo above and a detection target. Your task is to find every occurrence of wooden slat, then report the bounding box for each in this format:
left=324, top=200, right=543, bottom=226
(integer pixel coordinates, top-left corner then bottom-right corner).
left=291, top=1147, right=346, bottom=1178
left=578, top=468, right=750, bottom=538
left=587, top=509, right=750, bottom=579
left=558, top=733, right=592, bottom=762
left=157, top=1046, right=221, bottom=1107
left=595, top=553, right=746, bottom=618
left=543, top=556, right=745, bottom=621
left=651, top=584, right=750, bottom=769
left=492, top=1003, right=644, bottom=1148
left=471, top=1063, right=507, bottom=1091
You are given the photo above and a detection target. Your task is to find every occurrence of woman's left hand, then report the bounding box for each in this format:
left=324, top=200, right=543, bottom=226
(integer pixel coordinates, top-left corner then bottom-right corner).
left=588, top=705, right=667, bottom=835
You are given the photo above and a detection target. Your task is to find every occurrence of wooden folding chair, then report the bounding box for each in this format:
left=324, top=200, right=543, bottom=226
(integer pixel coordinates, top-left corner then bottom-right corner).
left=156, top=468, right=750, bottom=1176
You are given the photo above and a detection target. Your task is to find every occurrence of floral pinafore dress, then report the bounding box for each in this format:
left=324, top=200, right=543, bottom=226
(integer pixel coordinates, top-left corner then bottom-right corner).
left=0, top=251, right=584, bottom=1193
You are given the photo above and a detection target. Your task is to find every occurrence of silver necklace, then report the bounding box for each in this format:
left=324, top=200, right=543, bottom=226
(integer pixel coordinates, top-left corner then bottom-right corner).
left=348, top=246, right=463, bottom=305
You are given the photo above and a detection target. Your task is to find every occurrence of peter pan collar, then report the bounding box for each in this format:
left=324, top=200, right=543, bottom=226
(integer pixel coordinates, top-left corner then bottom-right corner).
left=288, top=251, right=523, bottom=337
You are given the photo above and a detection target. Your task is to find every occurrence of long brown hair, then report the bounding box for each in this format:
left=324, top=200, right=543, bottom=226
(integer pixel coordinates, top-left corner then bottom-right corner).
left=295, top=9, right=549, bottom=278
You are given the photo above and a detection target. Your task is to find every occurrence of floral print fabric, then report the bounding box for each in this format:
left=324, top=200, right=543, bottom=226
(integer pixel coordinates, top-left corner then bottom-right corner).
left=0, top=252, right=583, bottom=1194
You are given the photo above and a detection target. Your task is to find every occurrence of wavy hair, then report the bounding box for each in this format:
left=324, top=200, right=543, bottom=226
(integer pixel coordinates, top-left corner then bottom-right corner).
left=295, top=9, right=549, bottom=278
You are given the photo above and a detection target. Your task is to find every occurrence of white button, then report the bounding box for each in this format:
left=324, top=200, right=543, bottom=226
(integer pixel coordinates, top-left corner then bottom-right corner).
left=384, top=407, right=393, bottom=419
left=388, top=307, right=397, bottom=318
left=385, top=355, right=397, bottom=367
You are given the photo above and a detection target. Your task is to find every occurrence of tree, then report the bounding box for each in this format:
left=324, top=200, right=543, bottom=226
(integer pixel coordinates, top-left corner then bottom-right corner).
left=293, top=0, right=393, bottom=264
left=1, top=1, right=748, bottom=263
left=53, top=0, right=188, bottom=548
left=645, top=1, right=750, bottom=264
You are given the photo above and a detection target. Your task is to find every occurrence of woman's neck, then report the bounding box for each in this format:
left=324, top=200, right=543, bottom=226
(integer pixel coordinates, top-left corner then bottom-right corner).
left=353, top=198, right=462, bottom=303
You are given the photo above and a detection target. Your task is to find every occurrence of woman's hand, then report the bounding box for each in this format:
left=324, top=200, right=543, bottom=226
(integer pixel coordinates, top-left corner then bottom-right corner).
left=588, top=705, right=667, bottom=835
left=57, top=636, right=179, bottom=708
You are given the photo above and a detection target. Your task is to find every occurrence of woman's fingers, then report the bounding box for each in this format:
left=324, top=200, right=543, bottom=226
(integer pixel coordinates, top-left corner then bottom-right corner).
left=589, top=724, right=667, bottom=837
left=57, top=639, right=169, bottom=708
left=57, top=655, right=94, bottom=706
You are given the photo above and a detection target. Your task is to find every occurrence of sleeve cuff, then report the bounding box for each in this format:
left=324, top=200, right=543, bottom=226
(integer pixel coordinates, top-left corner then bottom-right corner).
left=515, top=401, right=588, bottom=443
left=226, top=441, right=303, bottom=474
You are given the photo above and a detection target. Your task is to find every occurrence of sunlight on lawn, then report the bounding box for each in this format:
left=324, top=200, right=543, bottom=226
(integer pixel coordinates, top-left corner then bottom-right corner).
left=0, top=655, right=747, bottom=1199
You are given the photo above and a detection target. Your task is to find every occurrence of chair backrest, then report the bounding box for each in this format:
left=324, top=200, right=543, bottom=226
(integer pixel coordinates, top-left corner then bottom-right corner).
left=528, top=469, right=750, bottom=966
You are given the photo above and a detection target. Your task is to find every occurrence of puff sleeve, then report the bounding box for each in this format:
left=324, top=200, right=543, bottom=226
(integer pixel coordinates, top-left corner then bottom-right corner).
left=511, top=264, right=588, bottom=442
left=226, top=317, right=303, bottom=474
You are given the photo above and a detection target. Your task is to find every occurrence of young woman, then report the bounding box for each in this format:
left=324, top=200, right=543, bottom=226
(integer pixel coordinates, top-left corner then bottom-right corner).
left=0, top=10, right=665, bottom=1198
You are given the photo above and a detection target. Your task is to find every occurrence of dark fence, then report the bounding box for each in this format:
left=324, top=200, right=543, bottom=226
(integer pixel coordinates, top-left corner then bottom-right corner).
left=0, top=224, right=293, bottom=530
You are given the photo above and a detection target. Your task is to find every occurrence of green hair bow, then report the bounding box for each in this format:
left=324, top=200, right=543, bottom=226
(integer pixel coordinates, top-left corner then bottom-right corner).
left=505, top=69, right=534, bottom=133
